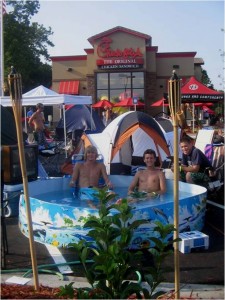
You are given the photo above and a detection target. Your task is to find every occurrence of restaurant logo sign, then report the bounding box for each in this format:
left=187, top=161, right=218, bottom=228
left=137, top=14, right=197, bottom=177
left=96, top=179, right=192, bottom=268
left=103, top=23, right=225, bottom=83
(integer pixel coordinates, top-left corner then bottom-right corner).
left=96, top=37, right=144, bottom=69
left=188, top=84, right=198, bottom=91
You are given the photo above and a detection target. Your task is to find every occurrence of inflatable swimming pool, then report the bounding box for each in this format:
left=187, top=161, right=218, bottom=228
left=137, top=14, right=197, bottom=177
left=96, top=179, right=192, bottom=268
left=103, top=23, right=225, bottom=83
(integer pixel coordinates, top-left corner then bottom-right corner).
left=19, top=176, right=207, bottom=249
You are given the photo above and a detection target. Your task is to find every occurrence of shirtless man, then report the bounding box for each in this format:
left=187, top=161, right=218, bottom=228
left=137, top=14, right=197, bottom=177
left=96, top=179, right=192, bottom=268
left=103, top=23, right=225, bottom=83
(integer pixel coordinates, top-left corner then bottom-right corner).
left=128, top=149, right=166, bottom=199
left=69, top=145, right=113, bottom=207
left=28, top=103, right=48, bottom=147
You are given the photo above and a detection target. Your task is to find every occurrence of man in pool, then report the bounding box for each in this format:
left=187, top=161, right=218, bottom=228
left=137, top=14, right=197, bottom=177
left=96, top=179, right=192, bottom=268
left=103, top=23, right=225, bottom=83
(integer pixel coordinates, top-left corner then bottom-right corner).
left=125, top=149, right=166, bottom=202
left=69, top=145, right=114, bottom=208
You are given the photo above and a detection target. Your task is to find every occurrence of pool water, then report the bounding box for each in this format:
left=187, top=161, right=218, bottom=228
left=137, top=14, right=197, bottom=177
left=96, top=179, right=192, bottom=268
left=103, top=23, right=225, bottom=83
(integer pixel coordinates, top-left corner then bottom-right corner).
left=34, top=186, right=193, bottom=209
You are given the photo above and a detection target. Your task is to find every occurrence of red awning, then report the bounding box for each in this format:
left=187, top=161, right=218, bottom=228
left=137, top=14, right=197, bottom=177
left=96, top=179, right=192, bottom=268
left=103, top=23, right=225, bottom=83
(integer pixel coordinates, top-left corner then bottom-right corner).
left=59, top=81, right=79, bottom=95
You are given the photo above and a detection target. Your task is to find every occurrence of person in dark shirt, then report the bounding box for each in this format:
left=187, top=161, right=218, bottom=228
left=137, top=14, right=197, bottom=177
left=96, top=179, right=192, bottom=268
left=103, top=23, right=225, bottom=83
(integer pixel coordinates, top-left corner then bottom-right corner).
left=178, top=135, right=212, bottom=187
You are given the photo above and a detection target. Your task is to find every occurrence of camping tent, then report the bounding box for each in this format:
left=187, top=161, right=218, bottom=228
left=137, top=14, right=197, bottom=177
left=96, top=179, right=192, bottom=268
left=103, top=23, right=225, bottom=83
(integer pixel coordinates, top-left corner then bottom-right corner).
left=82, top=111, right=171, bottom=175
left=0, top=85, right=93, bottom=154
left=154, top=116, right=182, bottom=158
left=56, top=105, right=105, bottom=138
left=1, top=105, right=18, bottom=145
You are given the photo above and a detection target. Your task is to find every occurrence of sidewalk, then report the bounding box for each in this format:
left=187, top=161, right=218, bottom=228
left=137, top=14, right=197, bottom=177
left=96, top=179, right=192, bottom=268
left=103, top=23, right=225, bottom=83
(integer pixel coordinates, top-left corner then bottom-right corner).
left=1, top=272, right=224, bottom=299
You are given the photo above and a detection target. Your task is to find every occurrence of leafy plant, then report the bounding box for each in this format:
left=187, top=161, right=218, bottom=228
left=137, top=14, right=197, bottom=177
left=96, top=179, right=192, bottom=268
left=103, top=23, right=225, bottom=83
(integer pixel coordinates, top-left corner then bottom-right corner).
left=60, top=188, right=180, bottom=299
left=143, top=221, right=180, bottom=299
left=57, top=282, right=75, bottom=298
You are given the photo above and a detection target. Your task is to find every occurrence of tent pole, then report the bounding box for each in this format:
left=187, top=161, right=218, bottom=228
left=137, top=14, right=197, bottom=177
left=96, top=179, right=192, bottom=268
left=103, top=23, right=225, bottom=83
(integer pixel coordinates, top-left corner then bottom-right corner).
left=91, top=105, right=93, bottom=131
left=24, top=106, right=27, bottom=133
left=63, top=104, right=67, bottom=158
left=192, top=103, right=195, bottom=133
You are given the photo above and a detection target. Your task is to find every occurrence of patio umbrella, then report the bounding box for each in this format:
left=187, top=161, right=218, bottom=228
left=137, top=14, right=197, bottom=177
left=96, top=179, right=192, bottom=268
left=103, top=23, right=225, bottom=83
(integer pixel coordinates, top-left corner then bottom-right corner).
left=193, top=102, right=213, bottom=107
left=92, top=99, right=114, bottom=108
left=151, top=98, right=168, bottom=113
left=202, top=105, right=215, bottom=115
left=151, top=98, right=169, bottom=107
left=114, top=97, right=145, bottom=111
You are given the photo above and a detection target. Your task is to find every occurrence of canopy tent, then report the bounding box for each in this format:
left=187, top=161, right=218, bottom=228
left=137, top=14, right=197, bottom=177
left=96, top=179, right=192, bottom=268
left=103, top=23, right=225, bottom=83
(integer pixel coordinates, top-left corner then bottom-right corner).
left=0, top=85, right=92, bottom=155
left=181, top=76, right=224, bottom=103
left=0, top=85, right=92, bottom=106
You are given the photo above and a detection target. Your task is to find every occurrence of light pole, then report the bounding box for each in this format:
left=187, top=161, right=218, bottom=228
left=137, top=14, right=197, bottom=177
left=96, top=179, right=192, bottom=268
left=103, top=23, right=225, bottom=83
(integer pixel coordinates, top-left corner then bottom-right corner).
left=119, top=73, right=135, bottom=99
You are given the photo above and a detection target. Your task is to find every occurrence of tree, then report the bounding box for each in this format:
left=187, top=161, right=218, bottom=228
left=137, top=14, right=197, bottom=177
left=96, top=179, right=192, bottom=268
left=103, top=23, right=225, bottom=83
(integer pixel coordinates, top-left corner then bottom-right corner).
left=3, top=0, right=54, bottom=93
left=201, top=69, right=214, bottom=89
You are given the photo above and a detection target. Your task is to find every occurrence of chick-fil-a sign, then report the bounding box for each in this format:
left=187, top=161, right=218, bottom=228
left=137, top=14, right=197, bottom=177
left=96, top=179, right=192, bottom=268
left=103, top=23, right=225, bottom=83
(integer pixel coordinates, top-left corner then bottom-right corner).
left=97, top=37, right=143, bottom=59
left=96, top=37, right=144, bottom=68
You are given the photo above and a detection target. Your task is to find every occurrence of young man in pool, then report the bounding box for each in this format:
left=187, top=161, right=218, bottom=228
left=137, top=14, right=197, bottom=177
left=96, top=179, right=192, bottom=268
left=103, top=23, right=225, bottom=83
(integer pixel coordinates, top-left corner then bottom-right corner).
left=127, top=149, right=166, bottom=200
left=176, top=135, right=212, bottom=187
left=69, top=145, right=114, bottom=208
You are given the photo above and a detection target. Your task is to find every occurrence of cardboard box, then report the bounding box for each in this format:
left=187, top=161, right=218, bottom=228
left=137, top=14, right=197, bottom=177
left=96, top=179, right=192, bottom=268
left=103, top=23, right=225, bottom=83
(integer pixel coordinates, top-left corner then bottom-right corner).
left=179, top=231, right=209, bottom=254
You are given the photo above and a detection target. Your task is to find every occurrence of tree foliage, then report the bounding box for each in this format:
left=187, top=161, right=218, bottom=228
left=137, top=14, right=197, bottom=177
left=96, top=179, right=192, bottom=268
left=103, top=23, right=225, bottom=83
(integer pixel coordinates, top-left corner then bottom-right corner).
left=3, top=0, right=54, bottom=93
left=201, top=69, right=214, bottom=89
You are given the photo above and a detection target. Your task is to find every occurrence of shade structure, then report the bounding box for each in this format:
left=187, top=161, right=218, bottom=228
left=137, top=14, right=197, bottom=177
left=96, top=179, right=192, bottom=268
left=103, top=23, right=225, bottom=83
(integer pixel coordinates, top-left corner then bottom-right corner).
left=202, top=105, right=215, bottom=114
left=114, top=97, right=145, bottom=108
left=151, top=98, right=169, bottom=107
left=181, top=76, right=224, bottom=103
left=192, top=102, right=213, bottom=107
left=92, top=99, right=114, bottom=108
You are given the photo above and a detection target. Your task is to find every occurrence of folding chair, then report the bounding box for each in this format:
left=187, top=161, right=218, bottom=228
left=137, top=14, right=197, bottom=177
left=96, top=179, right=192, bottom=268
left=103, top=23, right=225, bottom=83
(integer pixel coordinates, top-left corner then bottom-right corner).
left=204, top=143, right=224, bottom=193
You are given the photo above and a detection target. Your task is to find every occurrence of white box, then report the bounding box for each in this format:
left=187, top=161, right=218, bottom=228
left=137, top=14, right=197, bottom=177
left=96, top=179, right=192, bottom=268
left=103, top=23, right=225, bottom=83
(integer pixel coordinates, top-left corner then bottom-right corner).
left=179, top=231, right=209, bottom=254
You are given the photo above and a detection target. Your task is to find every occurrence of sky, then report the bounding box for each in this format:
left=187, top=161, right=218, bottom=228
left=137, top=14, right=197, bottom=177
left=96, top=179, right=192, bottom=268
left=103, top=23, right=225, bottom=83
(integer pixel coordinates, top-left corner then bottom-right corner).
left=31, top=0, right=224, bottom=91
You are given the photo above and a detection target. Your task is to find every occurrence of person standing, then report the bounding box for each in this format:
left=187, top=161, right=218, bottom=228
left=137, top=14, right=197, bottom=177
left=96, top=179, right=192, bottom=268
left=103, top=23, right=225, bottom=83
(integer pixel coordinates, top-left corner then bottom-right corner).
left=28, top=103, right=48, bottom=148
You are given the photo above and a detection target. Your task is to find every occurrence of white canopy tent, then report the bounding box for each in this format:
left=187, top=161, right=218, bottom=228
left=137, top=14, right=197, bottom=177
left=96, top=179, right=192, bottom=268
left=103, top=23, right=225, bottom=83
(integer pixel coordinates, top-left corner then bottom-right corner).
left=0, top=85, right=93, bottom=156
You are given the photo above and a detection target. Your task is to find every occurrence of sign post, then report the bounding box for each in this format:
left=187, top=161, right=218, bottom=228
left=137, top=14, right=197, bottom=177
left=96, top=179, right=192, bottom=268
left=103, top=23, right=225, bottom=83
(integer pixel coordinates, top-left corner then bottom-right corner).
left=133, top=96, right=138, bottom=111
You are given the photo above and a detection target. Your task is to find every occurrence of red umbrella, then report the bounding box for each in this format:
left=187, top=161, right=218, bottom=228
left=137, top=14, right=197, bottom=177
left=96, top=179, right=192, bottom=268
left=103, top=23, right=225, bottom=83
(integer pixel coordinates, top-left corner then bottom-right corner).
left=92, top=99, right=114, bottom=108
left=193, top=102, right=213, bottom=107
left=114, top=97, right=145, bottom=108
left=151, top=98, right=169, bottom=107
left=202, top=105, right=215, bottom=114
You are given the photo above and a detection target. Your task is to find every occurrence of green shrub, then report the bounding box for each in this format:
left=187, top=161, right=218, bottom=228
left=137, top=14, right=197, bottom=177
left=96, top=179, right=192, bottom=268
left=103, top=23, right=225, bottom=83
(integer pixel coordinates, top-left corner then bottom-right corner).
left=59, top=187, right=179, bottom=299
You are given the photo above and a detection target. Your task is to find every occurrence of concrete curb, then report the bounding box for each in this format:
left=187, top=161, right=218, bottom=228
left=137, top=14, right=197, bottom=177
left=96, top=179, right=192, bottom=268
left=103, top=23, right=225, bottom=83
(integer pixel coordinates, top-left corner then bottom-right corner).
left=1, top=273, right=224, bottom=299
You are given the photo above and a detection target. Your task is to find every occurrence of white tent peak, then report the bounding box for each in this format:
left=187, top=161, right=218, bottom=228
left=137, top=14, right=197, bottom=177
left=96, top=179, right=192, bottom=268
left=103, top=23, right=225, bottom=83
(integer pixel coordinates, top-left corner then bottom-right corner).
left=23, top=85, right=58, bottom=97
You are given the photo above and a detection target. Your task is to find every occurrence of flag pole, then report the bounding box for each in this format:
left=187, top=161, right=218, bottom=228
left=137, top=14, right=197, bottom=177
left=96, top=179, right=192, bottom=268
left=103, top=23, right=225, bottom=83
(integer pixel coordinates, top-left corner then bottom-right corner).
left=0, top=0, right=5, bottom=96
left=8, top=67, right=39, bottom=291
left=168, top=70, right=181, bottom=299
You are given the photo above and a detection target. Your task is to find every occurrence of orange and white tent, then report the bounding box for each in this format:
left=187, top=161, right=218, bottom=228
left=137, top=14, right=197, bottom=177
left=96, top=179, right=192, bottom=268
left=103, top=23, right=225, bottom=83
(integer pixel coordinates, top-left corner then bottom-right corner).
left=82, top=111, right=171, bottom=175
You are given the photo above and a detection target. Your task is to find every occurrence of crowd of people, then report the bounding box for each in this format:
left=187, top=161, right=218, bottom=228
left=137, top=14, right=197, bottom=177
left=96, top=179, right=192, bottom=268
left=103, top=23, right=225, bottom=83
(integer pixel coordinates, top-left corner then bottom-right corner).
left=25, top=102, right=221, bottom=208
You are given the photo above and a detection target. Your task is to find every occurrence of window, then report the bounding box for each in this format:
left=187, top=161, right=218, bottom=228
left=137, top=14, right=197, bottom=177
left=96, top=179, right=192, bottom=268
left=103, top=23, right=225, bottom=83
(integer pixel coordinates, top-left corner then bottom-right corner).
left=96, top=72, right=144, bottom=103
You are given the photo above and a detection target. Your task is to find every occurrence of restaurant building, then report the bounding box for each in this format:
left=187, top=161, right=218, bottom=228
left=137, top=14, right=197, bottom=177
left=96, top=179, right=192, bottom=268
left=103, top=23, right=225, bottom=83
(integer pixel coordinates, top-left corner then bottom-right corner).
left=51, top=26, right=204, bottom=117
